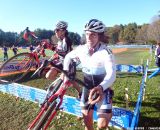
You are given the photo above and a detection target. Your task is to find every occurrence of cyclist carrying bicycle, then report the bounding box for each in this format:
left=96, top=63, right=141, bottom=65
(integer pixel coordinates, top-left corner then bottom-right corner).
left=63, top=19, right=116, bottom=130
left=38, top=21, right=81, bottom=97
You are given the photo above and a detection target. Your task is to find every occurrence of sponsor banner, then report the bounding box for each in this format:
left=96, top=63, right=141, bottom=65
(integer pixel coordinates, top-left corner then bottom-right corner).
left=0, top=60, right=44, bottom=73
left=1, top=58, right=142, bottom=74
left=0, top=83, right=46, bottom=103
left=0, top=83, right=133, bottom=129
left=78, top=64, right=143, bottom=73
left=116, top=64, right=143, bottom=73
left=61, top=95, right=133, bottom=129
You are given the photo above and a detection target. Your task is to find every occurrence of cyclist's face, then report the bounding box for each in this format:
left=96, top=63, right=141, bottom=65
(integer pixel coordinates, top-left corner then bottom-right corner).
left=85, top=31, right=99, bottom=48
left=55, top=29, right=65, bottom=39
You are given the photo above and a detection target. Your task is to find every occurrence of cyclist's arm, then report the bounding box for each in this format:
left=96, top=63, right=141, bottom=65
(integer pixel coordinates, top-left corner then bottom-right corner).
left=99, top=54, right=116, bottom=91
left=41, top=40, right=57, bottom=51
left=63, top=47, right=79, bottom=71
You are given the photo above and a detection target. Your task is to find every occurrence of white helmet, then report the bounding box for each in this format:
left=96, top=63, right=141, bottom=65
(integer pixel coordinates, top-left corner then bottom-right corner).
left=55, top=21, right=68, bottom=30
left=84, top=19, right=105, bottom=33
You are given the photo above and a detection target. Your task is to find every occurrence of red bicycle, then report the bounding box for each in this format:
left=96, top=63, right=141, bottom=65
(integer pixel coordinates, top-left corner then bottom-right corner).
left=27, top=59, right=80, bottom=130
left=0, top=27, right=56, bottom=83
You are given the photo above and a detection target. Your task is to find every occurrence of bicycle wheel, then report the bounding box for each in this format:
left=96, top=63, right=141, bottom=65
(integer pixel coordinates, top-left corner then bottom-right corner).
left=0, top=52, right=36, bottom=83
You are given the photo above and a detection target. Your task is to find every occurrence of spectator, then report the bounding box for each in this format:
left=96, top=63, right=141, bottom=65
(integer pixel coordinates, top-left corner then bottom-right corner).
left=29, top=45, right=34, bottom=52
left=12, top=45, right=18, bottom=56
left=155, top=41, right=160, bottom=67
left=3, top=46, right=8, bottom=61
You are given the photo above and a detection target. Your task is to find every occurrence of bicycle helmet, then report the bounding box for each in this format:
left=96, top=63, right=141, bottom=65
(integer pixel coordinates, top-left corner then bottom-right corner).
left=84, top=19, right=105, bottom=33
left=55, top=21, right=68, bottom=30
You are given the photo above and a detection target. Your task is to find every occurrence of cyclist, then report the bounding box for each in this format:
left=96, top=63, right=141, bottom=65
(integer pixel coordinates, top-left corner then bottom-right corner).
left=44, top=21, right=72, bottom=80
left=63, top=19, right=116, bottom=130
left=39, top=21, right=81, bottom=96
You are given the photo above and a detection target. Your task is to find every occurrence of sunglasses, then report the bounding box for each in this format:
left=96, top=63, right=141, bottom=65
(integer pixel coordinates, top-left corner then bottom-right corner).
left=55, top=29, right=65, bottom=32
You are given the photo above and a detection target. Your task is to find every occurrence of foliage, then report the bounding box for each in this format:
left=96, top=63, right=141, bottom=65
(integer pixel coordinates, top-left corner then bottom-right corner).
left=135, top=24, right=149, bottom=43
left=122, top=23, right=138, bottom=43
left=147, top=20, right=160, bottom=42
left=0, top=28, right=81, bottom=47
left=1, top=19, right=160, bottom=46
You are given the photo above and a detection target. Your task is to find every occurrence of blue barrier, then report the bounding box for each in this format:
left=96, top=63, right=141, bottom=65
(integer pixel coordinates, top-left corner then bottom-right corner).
left=130, top=60, right=148, bottom=130
left=116, top=64, right=143, bottom=73
left=78, top=64, right=143, bottom=73
left=0, top=83, right=133, bottom=129
left=148, top=68, right=160, bottom=79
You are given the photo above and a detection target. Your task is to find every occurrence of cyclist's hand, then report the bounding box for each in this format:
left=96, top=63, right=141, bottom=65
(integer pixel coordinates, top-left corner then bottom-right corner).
left=88, top=85, right=103, bottom=105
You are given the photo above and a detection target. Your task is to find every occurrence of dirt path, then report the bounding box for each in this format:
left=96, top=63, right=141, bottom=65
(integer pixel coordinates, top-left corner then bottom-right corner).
left=112, top=48, right=128, bottom=54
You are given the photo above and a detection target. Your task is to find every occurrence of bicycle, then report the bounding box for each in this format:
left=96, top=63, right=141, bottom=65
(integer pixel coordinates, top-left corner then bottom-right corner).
left=27, top=57, right=99, bottom=130
left=0, top=27, right=56, bottom=83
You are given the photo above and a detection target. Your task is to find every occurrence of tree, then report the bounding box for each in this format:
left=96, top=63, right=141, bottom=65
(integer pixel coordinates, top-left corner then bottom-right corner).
left=147, top=20, right=160, bottom=43
left=107, top=25, right=123, bottom=44
left=0, top=29, right=5, bottom=46
left=68, top=32, right=81, bottom=45
left=135, top=24, right=149, bottom=44
left=123, top=23, right=138, bottom=43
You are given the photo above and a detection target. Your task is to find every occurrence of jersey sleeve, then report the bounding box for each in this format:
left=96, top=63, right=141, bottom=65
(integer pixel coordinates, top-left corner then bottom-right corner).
left=100, top=53, right=116, bottom=91
left=63, top=46, right=80, bottom=71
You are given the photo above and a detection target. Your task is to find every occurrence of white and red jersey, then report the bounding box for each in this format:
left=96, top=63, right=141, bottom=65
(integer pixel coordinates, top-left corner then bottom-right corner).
left=63, top=43, right=116, bottom=91
left=56, top=38, right=68, bottom=53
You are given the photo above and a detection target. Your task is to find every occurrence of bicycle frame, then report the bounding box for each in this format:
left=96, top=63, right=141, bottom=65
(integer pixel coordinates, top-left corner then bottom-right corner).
left=28, top=79, right=72, bottom=130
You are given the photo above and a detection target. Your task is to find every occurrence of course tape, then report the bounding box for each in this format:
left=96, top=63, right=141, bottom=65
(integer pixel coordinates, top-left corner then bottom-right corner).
left=0, top=83, right=133, bottom=129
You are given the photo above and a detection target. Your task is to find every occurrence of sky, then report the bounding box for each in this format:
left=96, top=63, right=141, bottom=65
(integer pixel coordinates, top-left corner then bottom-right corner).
left=0, top=0, right=160, bottom=35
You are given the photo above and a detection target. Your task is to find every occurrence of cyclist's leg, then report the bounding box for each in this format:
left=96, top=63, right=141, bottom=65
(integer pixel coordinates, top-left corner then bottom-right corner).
left=45, top=67, right=59, bottom=80
left=45, top=59, right=63, bottom=80
left=82, top=109, right=94, bottom=130
left=71, top=81, right=82, bottom=98
left=80, top=87, right=94, bottom=130
left=96, top=88, right=113, bottom=129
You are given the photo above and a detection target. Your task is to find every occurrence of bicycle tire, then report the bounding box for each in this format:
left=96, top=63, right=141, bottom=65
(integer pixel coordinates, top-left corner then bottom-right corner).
left=33, top=100, right=57, bottom=130
left=0, top=52, right=36, bottom=83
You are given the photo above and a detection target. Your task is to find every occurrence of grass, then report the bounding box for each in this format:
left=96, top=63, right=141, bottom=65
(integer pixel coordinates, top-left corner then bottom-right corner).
left=0, top=48, right=160, bottom=130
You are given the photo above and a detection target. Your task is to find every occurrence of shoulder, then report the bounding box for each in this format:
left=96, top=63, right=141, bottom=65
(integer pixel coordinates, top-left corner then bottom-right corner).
left=99, top=43, right=113, bottom=55
left=65, top=37, right=72, bottom=44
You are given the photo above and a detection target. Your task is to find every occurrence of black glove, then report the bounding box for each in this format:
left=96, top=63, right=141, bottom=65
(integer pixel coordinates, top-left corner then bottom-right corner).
left=67, top=60, right=76, bottom=80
